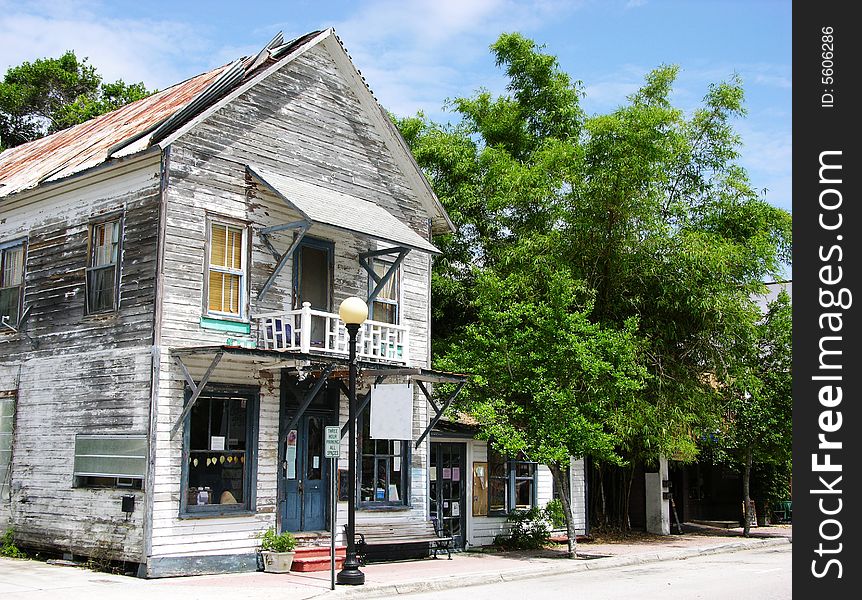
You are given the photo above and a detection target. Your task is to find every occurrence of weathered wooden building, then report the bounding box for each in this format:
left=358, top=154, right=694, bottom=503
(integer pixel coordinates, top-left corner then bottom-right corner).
left=0, top=29, right=462, bottom=576
left=430, top=421, right=587, bottom=547
left=0, top=29, right=586, bottom=577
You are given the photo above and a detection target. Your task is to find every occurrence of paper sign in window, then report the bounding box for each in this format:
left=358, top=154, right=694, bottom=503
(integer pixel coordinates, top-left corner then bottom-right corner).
left=286, top=430, right=297, bottom=480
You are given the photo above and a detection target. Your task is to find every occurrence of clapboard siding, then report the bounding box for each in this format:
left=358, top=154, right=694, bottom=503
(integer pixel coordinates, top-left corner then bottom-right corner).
left=460, top=440, right=586, bottom=547
left=3, top=347, right=152, bottom=561
left=0, top=157, right=161, bottom=360
left=147, top=353, right=280, bottom=562
left=0, top=157, right=161, bottom=562
left=569, top=458, right=587, bottom=533
left=146, top=43, right=435, bottom=566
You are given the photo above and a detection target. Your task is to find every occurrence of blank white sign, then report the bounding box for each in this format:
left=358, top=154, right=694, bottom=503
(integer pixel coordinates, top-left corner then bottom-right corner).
left=370, top=384, right=413, bottom=440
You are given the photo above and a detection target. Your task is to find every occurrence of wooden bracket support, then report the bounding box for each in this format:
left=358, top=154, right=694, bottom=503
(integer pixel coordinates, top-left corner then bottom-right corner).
left=258, top=220, right=311, bottom=300
left=415, top=381, right=465, bottom=449
left=170, top=351, right=224, bottom=439
left=284, top=364, right=336, bottom=434
left=359, top=247, right=409, bottom=304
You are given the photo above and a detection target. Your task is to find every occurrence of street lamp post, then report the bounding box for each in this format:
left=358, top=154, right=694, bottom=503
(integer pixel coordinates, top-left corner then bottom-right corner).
left=336, top=296, right=368, bottom=586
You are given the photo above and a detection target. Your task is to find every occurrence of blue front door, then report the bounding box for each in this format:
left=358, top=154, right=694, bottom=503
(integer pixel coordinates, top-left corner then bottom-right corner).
left=282, top=414, right=329, bottom=532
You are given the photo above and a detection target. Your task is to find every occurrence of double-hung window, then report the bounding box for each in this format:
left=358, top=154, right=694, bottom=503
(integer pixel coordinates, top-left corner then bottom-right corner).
left=368, top=258, right=399, bottom=324
left=86, top=220, right=121, bottom=313
left=206, top=220, right=247, bottom=320
left=487, top=446, right=538, bottom=515
left=0, top=240, right=25, bottom=327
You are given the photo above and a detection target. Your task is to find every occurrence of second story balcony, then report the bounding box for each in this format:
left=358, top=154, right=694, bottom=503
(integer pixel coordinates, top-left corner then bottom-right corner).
left=256, top=302, right=410, bottom=366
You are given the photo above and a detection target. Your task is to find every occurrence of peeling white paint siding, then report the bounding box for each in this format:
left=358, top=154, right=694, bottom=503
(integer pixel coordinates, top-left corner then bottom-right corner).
left=147, top=43, right=434, bottom=565
left=0, top=156, right=161, bottom=561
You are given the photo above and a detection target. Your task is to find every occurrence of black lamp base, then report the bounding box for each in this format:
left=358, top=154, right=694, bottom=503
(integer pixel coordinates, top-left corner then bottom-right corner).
left=336, top=561, right=365, bottom=585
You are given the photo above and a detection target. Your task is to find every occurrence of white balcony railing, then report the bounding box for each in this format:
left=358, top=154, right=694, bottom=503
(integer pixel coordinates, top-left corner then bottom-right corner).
left=256, top=302, right=410, bottom=366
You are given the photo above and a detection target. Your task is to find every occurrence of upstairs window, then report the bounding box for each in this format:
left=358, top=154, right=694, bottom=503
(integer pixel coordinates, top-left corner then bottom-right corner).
left=86, top=220, right=121, bottom=313
left=206, top=220, right=247, bottom=320
left=368, top=258, right=399, bottom=324
left=0, top=240, right=25, bottom=327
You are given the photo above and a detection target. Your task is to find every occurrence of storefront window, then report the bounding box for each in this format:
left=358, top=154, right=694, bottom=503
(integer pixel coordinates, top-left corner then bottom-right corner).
left=358, top=407, right=408, bottom=506
left=183, top=389, right=257, bottom=514
left=488, top=446, right=507, bottom=515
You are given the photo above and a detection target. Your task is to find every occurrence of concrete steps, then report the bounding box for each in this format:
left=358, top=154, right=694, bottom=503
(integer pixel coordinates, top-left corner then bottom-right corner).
left=291, top=545, right=347, bottom=572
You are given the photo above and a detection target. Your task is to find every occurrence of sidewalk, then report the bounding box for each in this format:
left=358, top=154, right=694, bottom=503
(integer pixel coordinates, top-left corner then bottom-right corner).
left=0, top=525, right=792, bottom=600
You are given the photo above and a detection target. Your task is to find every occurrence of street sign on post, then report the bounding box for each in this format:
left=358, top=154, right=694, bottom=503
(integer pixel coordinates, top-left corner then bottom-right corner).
left=325, top=426, right=341, bottom=458
left=325, top=425, right=340, bottom=590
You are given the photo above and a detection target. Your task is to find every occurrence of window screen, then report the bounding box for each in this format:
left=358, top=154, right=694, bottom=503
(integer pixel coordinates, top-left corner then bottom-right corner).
left=1, top=241, right=25, bottom=325
left=73, top=434, right=146, bottom=479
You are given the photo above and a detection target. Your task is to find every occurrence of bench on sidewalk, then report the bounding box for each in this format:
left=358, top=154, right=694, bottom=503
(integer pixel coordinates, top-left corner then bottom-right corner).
left=347, top=519, right=453, bottom=564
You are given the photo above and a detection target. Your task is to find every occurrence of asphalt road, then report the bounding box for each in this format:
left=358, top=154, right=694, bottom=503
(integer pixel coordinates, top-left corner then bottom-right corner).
left=397, top=545, right=792, bottom=600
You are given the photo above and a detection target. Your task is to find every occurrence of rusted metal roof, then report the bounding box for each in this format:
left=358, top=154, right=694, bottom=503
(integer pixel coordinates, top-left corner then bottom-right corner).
left=0, top=31, right=322, bottom=200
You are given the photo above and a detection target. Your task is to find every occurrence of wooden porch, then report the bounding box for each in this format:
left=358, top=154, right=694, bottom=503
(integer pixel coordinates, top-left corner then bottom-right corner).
left=256, top=302, right=410, bottom=366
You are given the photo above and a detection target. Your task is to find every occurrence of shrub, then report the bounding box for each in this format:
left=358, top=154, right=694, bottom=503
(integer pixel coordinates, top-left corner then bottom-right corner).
left=544, top=499, right=567, bottom=530
left=494, top=507, right=551, bottom=550
left=258, top=528, right=297, bottom=553
left=0, top=529, right=26, bottom=558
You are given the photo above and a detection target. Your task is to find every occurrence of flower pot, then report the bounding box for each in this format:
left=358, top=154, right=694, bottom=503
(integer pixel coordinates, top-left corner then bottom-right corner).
left=261, top=550, right=295, bottom=573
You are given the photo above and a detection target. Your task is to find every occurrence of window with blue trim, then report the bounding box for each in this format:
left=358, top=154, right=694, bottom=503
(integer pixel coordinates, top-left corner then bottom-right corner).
left=183, top=387, right=258, bottom=514
left=358, top=405, right=409, bottom=506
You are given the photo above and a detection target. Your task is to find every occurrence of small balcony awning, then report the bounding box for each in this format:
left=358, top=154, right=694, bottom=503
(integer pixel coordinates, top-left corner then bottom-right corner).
left=247, top=164, right=440, bottom=254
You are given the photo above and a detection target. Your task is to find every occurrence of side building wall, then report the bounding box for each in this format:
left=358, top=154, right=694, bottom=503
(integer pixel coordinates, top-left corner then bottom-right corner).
left=0, top=156, right=161, bottom=561
left=463, top=440, right=587, bottom=547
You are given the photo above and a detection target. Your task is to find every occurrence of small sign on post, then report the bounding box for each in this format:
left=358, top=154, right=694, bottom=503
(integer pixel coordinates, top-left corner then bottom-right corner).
left=325, top=426, right=341, bottom=458
left=325, top=425, right=340, bottom=590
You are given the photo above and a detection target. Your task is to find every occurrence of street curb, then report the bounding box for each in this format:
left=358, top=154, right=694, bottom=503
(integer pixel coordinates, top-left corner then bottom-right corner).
left=332, top=537, right=791, bottom=598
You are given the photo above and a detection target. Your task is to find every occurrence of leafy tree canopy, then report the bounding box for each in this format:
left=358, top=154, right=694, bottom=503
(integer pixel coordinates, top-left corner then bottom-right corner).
left=0, top=51, right=153, bottom=151
left=398, top=33, right=791, bottom=542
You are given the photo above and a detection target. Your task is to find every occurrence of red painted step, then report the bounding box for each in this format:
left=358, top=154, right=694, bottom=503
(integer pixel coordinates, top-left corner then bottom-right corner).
left=291, top=546, right=347, bottom=572
left=291, top=555, right=346, bottom=572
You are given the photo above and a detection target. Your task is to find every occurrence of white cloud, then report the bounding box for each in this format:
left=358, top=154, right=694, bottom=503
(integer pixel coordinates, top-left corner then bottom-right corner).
left=330, top=0, right=584, bottom=117
left=0, top=1, right=212, bottom=90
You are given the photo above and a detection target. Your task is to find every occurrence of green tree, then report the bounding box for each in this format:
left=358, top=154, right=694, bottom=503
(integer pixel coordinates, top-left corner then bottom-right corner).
left=719, top=291, right=792, bottom=536
left=398, top=32, right=791, bottom=547
left=0, top=51, right=153, bottom=151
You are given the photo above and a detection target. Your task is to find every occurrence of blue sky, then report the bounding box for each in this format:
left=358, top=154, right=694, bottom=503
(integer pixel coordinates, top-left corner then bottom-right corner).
left=1, top=0, right=791, bottom=214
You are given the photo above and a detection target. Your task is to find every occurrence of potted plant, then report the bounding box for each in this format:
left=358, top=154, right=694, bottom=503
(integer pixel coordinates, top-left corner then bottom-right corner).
left=258, top=527, right=297, bottom=573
